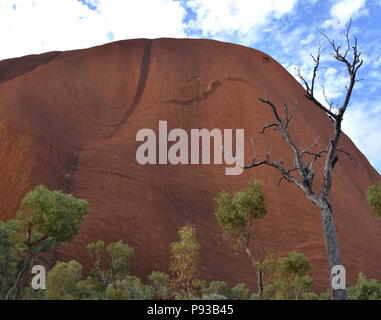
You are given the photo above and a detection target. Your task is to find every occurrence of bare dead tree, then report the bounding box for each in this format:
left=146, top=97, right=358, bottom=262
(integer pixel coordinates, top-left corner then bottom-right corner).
left=244, top=22, right=362, bottom=300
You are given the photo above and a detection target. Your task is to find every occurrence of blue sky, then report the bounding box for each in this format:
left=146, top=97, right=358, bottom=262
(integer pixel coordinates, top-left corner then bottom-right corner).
left=0, top=0, right=380, bottom=173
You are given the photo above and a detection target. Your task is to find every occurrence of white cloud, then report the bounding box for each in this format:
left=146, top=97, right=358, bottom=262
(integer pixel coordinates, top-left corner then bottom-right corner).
left=323, top=0, right=368, bottom=29
left=321, top=67, right=349, bottom=98
left=342, top=101, right=381, bottom=171
left=300, top=34, right=315, bottom=45
left=186, top=0, right=299, bottom=44
left=97, top=0, right=186, bottom=40
left=373, top=56, right=381, bottom=68
left=284, top=46, right=349, bottom=105
left=0, top=0, right=301, bottom=59
left=274, top=27, right=305, bottom=53
left=0, top=0, right=186, bottom=60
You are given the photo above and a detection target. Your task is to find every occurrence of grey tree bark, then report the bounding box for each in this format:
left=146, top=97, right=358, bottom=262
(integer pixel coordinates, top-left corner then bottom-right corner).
left=319, top=199, right=346, bottom=300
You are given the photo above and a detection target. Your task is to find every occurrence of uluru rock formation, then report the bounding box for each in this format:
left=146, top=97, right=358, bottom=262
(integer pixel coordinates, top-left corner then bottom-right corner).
left=0, top=38, right=380, bottom=291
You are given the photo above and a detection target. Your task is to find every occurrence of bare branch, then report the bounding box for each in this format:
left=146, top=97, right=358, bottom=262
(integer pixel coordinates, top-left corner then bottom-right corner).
left=321, top=85, right=335, bottom=111
left=301, top=135, right=321, bottom=155
left=278, top=167, right=298, bottom=186
left=309, top=44, right=321, bottom=97
left=320, top=24, right=363, bottom=196
left=283, top=101, right=298, bottom=128
left=337, top=147, right=359, bottom=168
left=258, top=97, right=283, bottom=123
left=343, top=19, right=352, bottom=59
left=297, top=68, right=311, bottom=94
left=260, top=122, right=278, bottom=134
left=249, top=136, right=257, bottom=162
left=305, top=94, right=339, bottom=119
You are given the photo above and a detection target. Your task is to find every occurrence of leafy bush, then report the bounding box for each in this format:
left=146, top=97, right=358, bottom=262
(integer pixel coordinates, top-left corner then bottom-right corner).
left=169, top=226, right=201, bottom=297
left=366, top=182, right=381, bottom=219
left=105, top=276, right=154, bottom=300
left=230, top=283, right=254, bottom=300
left=44, top=261, right=83, bottom=300
left=201, top=293, right=228, bottom=300
left=202, top=281, right=231, bottom=298
left=348, top=273, right=381, bottom=300
left=272, top=252, right=313, bottom=300
left=148, top=271, right=172, bottom=299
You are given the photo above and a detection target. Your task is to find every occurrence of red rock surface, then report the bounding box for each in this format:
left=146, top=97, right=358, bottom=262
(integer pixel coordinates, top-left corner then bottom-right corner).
left=0, top=38, right=380, bottom=291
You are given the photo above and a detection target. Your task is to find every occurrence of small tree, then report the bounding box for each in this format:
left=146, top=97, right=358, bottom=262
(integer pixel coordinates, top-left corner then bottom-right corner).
left=76, top=270, right=105, bottom=300
left=86, top=240, right=135, bottom=286
left=148, top=271, right=172, bottom=300
left=215, top=180, right=272, bottom=299
left=5, top=185, right=88, bottom=300
left=366, top=181, right=381, bottom=220
left=202, top=281, right=231, bottom=299
left=105, top=275, right=154, bottom=300
left=169, top=225, right=201, bottom=298
left=44, top=261, right=83, bottom=300
left=348, top=272, right=381, bottom=300
left=201, top=281, right=255, bottom=300
left=272, top=252, right=313, bottom=300
left=0, top=222, right=20, bottom=299
left=106, top=241, right=134, bottom=280
left=43, top=239, right=136, bottom=300
left=229, top=283, right=254, bottom=300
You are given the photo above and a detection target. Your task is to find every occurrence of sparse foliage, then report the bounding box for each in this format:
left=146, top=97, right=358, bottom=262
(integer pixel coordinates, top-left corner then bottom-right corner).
left=366, top=182, right=381, bottom=220
left=86, top=240, right=135, bottom=286
left=105, top=275, right=154, bottom=300
left=272, top=252, right=313, bottom=300
left=348, top=273, right=381, bottom=300
left=202, top=281, right=231, bottom=298
left=148, top=271, right=172, bottom=300
left=44, top=261, right=83, bottom=300
left=0, top=222, right=20, bottom=299
left=169, top=226, right=201, bottom=298
left=230, top=283, right=254, bottom=300
left=5, top=185, right=88, bottom=300
left=215, top=180, right=272, bottom=299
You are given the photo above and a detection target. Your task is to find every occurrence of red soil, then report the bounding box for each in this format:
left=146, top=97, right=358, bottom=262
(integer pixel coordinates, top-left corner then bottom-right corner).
left=0, top=38, right=380, bottom=292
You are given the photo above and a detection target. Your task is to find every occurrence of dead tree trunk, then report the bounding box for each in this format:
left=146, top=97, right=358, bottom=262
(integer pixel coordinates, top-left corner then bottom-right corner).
left=242, top=22, right=362, bottom=300
left=319, top=198, right=346, bottom=300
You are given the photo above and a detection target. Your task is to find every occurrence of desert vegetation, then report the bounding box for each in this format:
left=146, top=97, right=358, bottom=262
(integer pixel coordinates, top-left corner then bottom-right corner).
left=367, top=181, right=381, bottom=220
left=1, top=183, right=380, bottom=300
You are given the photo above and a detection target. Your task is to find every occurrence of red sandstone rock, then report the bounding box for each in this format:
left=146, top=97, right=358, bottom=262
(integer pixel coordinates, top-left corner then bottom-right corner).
left=0, top=38, right=380, bottom=291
